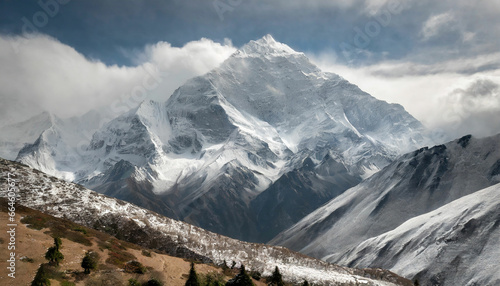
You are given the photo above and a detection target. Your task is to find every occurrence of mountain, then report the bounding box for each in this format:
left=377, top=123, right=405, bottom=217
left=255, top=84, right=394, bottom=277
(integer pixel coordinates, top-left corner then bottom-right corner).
left=16, top=110, right=103, bottom=181
left=0, top=157, right=413, bottom=286
left=14, top=35, right=428, bottom=242
left=340, top=182, right=500, bottom=286
left=271, top=134, right=500, bottom=284
left=0, top=112, right=54, bottom=160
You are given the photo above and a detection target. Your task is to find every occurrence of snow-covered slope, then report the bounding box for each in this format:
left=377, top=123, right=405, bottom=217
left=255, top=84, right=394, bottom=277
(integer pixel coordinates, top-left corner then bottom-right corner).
left=341, top=183, right=500, bottom=286
left=13, top=35, right=428, bottom=242
left=0, top=158, right=412, bottom=286
left=271, top=134, right=500, bottom=267
left=0, top=112, right=54, bottom=160
left=16, top=110, right=103, bottom=181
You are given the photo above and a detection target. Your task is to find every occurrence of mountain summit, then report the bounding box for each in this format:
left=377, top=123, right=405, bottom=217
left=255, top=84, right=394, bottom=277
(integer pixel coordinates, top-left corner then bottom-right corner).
left=236, top=34, right=301, bottom=57
left=14, top=35, right=428, bottom=242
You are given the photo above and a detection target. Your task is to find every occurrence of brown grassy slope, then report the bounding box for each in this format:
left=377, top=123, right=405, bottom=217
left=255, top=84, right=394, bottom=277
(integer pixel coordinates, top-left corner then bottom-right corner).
left=0, top=200, right=265, bottom=286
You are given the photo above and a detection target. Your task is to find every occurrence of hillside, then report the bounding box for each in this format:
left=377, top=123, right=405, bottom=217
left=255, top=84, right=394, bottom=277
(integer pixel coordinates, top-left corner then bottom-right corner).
left=271, top=134, right=500, bottom=285
left=0, top=199, right=262, bottom=286
left=339, top=182, right=500, bottom=286
left=0, top=158, right=412, bottom=286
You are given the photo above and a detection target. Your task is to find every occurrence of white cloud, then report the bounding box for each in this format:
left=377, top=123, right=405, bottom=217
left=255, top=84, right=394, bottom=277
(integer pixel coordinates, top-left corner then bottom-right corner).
left=137, top=38, right=236, bottom=101
left=0, top=34, right=236, bottom=125
left=436, top=78, right=500, bottom=139
left=355, top=52, right=500, bottom=76
left=420, top=12, right=455, bottom=40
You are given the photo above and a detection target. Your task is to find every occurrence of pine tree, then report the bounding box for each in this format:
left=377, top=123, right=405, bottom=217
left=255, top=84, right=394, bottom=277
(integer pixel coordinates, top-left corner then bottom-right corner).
left=185, top=262, right=200, bottom=286
left=44, top=237, right=64, bottom=266
left=302, top=281, right=309, bottom=286
left=144, top=279, right=163, bottom=286
left=81, top=251, right=99, bottom=274
left=268, top=266, right=284, bottom=286
left=225, top=265, right=255, bottom=286
left=53, top=237, right=62, bottom=250
left=31, top=264, right=51, bottom=286
left=45, top=246, right=64, bottom=266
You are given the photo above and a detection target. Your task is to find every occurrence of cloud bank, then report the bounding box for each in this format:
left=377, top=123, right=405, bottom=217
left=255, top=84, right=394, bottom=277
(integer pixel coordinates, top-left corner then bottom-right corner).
left=0, top=34, right=236, bottom=125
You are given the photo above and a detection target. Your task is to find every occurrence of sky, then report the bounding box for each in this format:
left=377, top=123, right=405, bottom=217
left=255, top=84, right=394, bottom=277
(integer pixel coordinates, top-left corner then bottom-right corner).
left=0, top=0, right=499, bottom=140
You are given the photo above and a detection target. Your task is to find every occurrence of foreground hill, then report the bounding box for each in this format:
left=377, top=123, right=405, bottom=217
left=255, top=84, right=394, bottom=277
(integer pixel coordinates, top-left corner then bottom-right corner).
left=0, top=200, right=242, bottom=286
left=0, top=158, right=411, bottom=286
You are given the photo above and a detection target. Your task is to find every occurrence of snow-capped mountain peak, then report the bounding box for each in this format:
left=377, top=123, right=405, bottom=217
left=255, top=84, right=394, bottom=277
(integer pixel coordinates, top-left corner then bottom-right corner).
left=234, top=34, right=302, bottom=58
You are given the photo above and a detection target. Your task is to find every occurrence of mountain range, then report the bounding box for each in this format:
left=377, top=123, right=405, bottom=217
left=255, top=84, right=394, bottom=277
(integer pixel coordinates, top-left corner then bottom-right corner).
left=7, top=35, right=428, bottom=243
left=271, top=134, right=500, bottom=285
left=0, top=157, right=412, bottom=286
left=1, top=35, right=498, bottom=285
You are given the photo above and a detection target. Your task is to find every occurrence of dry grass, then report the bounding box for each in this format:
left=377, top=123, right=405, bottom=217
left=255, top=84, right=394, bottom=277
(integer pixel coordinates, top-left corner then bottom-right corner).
left=0, top=200, right=264, bottom=286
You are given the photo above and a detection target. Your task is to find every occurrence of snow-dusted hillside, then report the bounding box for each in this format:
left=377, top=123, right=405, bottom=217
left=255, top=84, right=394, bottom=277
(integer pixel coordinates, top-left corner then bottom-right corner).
left=271, top=134, right=500, bottom=272
left=340, top=183, right=500, bottom=286
left=0, top=158, right=412, bottom=286
left=13, top=35, right=428, bottom=242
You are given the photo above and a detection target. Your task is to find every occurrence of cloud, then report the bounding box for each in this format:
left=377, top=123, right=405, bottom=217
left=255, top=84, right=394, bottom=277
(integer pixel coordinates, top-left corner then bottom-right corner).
left=353, top=53, right=500, bottom=77
left=135, top=38, right=236, bottom=101
left=0, top=34, right=235, bottom=125
left=420, top=12, right=455, bottom=40
left=437, top=79, right=500, bottom=138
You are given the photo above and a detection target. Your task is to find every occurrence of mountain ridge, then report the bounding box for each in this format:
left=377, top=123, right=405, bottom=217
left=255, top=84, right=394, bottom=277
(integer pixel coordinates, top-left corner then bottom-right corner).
left=0, top=157, right=412, bottom=286
left=271, top=133, right=500, bottom=285
left=340, top=182, right=500, bottom=286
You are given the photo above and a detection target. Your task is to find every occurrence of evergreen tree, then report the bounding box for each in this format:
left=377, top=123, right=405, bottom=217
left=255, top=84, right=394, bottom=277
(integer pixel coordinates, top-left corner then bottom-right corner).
left=31, top=264, right=51, bottom=286
left=144, top=279, right=163, bottom=286
left=414, top=279, right=420, bottom=286
left=185, top=262, right=200, bottom=286
left=225, top=265, right=255, bottom=286
left=53, top=237, right=62, bottom=250
left=45, top=246, right=64, bottom=266
left=268, top=266, right=284, bottom=286
left=302, top=281, right=309, bottom=286
left=81, top=251, right=99, bottom=274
